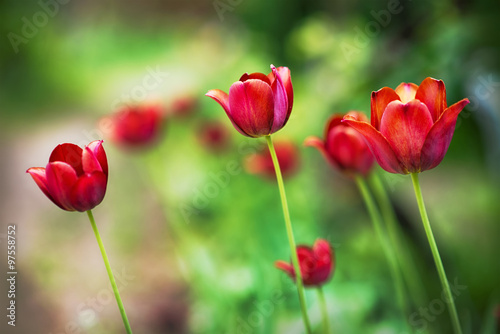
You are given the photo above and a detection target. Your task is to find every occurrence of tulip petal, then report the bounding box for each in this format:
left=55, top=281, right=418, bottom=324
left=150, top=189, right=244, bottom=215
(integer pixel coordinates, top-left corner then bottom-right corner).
left=27, top=167, right=61, bottom=208
left=270, top=65, right=289, bottom=132
left=240, top=72, right=271, bottom=85
left=420, top=98, right=470, bottom=171
left=49, top=143, right=83, bottom=175
left=371, top=87, right=400, bottom=129
left=86, top=140, right=108, bottom=177
left=304, top=135, right=342, bottom=171
left=328, top=127, right=374, bottom=175
left=380, top=100, right=433, bottom=173
left=46, top=162, right=79, bottom=211
left=275, top=260, right=294, bottom=276
left=83, top=141, right=105, bottom=176
left=342, top=116, right=404, bottom=174
left=395, top=82, right=418, bottom=103
left=228, top=80, right=274, bottom=137
left=415, top=77, right=447, bottom=122
left=70, top=172, right=107, bottom=212
left=273, top=66, right=293, bottom=116
left=206, top=89, right=250, bottom=137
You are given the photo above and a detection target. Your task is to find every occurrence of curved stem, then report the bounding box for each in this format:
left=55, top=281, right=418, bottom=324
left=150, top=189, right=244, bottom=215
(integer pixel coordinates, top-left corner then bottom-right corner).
left=317, top=287, right=331, bottom=334
left=354, top=176, right=410, bottom=324
left=410, top=173, right=462, bottom=334
left=265, top=135, right=312, bottom=334
left=87, top=210, right=133, bottom=334
left=369, top=173, right=427, bottom=307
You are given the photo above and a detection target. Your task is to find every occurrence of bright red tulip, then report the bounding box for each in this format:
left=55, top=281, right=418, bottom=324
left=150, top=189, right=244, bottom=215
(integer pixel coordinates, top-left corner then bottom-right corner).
left=104, top=105, right=165, bottom=148
left=275, top=239, right=334, bottom=287
left=342, top=78, right=470, bottom=174
left=305, top=111, right=375, bottom=177
left=244, top=140, right=300, bottom=179
left=27, top=140, right=108, bottom=212
left=206, top=65, right=293, bottom=138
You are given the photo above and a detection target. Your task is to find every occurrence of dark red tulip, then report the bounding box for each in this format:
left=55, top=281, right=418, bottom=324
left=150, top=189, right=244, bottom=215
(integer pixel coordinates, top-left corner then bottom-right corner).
left=27, top=141, right=108, bottom=212
left=206, top=65, right=293, bottom=138
left=342, top=77, right=470, bottom=174
left=275, top=239, right=334, bottom=287
left=104, top=105, right=165, bottom=148
left=197, top=120, right=232, bottom=153
left=305, top=111, right=375, bottom=177
left=170, top=96, right=198, bottom=118
left=244, top=140, right=300, bottom=179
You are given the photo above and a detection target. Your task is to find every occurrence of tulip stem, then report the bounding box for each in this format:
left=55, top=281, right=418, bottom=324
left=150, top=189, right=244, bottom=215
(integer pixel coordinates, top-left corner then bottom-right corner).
left=369, top=173, right=427, bottom=307
left=87, top=210, right=133, bottom=334
left=410, top=173, right=462, bottom=334
left=354, top=176, right=410, bottom=325
left=317, top=287, right=331, bottom=334
left=265, top=135, right=312, bottom=334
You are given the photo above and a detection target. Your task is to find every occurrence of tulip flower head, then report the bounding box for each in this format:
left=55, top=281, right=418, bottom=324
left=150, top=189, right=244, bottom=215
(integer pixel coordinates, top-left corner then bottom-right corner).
left=244, top=140, right=300, bottom=179
left=206, top=65, right=293, bottom=138
left=104, top=105, right=165, bottom=149
left=342, top=77, right=470, bottom=174
left=305, top=111, right=375, bottom=177
left=275, top=239, right=334, bottom=287
left=197, top=120, right=232, bottom=153
left=27, top=140, right=108, bottom=212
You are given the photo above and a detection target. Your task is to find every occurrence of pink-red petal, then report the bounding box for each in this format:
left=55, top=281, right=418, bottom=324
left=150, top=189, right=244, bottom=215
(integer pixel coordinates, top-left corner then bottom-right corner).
left=370, top=87, right=401, bottom=130
left=240, top=72, right=271, bottom=85
left=45, top=162, right=79, bottom=211
left=415, top=77, right=447, bottom=122
left=228, top=79, right=274, bottom=137
left=86, top=140, right=108, bottom=177
left=274, top=66, right=293, bottom=116
left=70, top=172, right=108, bottom=212
left=380, top=100, right=433, bottom=173
left=206, top=89, right=250, bottom=137
left=420, top=98, right=470, bottom=171
left=49, top=143, right=83, bottom=175
left=342, top=116, right=404, bottom=174
left=26, top=167, right=62, bottom=208
left=270, top=65, right=289, bottom=132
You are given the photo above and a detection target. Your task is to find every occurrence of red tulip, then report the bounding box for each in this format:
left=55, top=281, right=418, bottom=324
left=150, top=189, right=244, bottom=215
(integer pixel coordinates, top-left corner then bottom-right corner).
left=197, top=120, right=232, bottom=153
left=275, top=239, right=334, bottom=287
left=305, top=111, right=375, bottom=177
left=104, top=105, right=165, bottom=148
left=244, top=140, right=300, bottom=179
left=206, top=65, right=293, bottom=138
left=26, top=140, right=108, bottom=212
left=170, top=96, right=198, bottom=118
left=342, top=77, right=470, bottom=174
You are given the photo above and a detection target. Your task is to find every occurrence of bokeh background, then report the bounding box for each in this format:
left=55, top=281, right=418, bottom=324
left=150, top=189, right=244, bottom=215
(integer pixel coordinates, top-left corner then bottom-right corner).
left=1, top=0, right=499, bottom=333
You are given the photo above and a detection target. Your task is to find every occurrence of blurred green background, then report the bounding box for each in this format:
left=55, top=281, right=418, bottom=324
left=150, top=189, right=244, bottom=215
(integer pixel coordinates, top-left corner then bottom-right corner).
left=1, top=0, right=499, bottom=333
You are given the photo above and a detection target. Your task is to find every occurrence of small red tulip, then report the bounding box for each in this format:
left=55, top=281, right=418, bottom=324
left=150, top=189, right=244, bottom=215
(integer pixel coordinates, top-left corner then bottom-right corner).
left=170, top=96, right=198, bottom=118
left=206, top=65, right=293, bottom=138
left=342, top=77, right=470, bottom=174
left=305, top=111, right=375, bottom=177
left=244, top=140, right=300, bottom=179
left=104, top=105, right=165, bottom=148
left=27, top=140, right=108, bottom=212
left=275, top=239, right=334, bottom=287
left=197, top=120, right=232, bottom=153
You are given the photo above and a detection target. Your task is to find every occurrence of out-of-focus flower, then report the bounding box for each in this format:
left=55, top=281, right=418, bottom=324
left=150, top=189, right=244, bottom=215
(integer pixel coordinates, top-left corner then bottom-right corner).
left=27, top=140, right=108, bottom=212
left=342, top=77, right=470, bottom=174
left=103, top=105, right=165, bottom=149
left=305, top=111, right=374, bottom=177
left=170, top=95, right=198, bottom=118
left=206, top=65, right=293, bottom=138
left=244, top=140, right=300, bottom=179
left=197, top=120, right=232, bottom=153
left=275, top=239, right=334, bottom=287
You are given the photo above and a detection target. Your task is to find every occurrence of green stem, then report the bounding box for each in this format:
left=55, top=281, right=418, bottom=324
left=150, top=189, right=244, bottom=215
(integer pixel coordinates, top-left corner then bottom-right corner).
left=87, top=210, right=133, bottom=334
left=317, top=287, right=331, bottom=334
left=354, top=176, right=410, bottom=324
left=265, top=135, right=312, bottom=334
left=410, top=173, right=462, bottom=334
left=369, top=173, right=427, bottom=307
